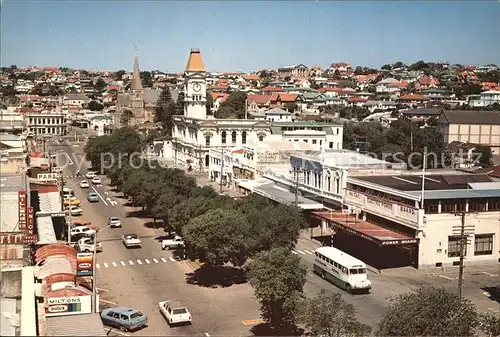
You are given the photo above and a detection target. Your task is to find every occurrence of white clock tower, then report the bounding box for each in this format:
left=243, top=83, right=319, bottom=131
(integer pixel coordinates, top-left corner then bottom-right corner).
left=184, top=48, right=207, bottom=120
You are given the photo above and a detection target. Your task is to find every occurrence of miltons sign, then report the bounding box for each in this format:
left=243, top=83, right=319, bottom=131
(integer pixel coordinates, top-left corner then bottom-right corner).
left=45, top=296, right=91, bottom=317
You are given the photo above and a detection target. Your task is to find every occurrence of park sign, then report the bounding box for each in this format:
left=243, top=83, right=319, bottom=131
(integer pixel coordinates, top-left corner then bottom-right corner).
left=37, top=173, right=59, bottom=182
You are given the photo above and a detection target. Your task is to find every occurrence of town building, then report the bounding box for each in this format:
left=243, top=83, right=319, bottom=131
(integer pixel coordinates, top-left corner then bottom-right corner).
left=26, top=111, right=67, bottom=136
left=168, top=49, right=344, bottom=171
left=437, top=110, right=500, bottom=153
left=468, top=90, right=500, bottom=107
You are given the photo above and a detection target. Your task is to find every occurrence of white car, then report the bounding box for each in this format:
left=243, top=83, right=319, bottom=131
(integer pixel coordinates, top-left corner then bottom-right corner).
left=161, top=236, right=185, bottom=250
left=122, top=234, right=141, bottom=248
left=85, top=171, right=96, bottom=179
left=79, top=180, right=90, bottom=188
left=92, top=176, right=101, bottom=184
left=159, top=301, right=192, bottom=325
left=108, top=216, right=122, bottom=228
left=65, top=206, right=83, bottom=216
left=70, top=225, right=96, bottom=238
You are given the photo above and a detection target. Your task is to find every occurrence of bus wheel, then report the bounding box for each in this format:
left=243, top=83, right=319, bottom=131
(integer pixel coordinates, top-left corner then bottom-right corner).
left=321, top=271, right=325, bottom=279
left=346, top=284, right=351, bottom=293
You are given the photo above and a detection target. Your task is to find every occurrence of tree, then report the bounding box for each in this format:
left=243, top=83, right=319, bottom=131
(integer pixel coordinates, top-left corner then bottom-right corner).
left=206, top=93, right=214, bottom=115
left=183, top=209, right=252, bottom=267
left=376, top=286, right=479, bottom=337
left=475, top=145, right=493, bottom=167
left=409, top=60, right=428, bottom=71
left=88, top=100, right=104, bottom=111
left=154, top=87, right=175, bottom=135
left=478, top=312, right=500, bottom=337
left=175, top=91, right=185, bottom=115
left=113, top=70, right=126, bottom=81
left=215, top=91, right=247, bottom=119
left=121, top=110, right=133, bottom=125
left=94, top=78, right=107, bottom=93
left=140, top=71, right=153, bottom=87
left=299, top=289, right=371, bottom=337
left=245, top=247, right=306, bottom=333
left=381, top=64, right=391, bottom=70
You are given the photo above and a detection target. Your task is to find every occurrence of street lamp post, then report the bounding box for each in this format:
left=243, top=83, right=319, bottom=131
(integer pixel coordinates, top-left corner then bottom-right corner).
left=91, top=223, right=113, bottom=313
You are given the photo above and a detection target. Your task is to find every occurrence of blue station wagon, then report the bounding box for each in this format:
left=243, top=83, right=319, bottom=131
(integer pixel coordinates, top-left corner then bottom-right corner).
left=100, top=307, right=148, bottom=332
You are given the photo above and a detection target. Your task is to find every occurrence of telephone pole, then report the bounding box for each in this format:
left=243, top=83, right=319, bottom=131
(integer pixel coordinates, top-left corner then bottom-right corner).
left=452, top=211, right=474, bottom=298
left=294, top=170, right=299, bottom=206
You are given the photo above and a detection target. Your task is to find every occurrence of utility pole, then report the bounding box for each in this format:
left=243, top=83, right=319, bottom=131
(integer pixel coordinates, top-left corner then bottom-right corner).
left=219, top=149, right=224, bottom=194
left=294, top=169, right=299, bottom=206
left=457, top=212, right=466, bottom=298
left=173, top=137, right=177, bottom=169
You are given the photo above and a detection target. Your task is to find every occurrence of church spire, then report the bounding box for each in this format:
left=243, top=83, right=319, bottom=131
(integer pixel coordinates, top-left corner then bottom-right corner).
left=131, top=48, right=143, bottom=90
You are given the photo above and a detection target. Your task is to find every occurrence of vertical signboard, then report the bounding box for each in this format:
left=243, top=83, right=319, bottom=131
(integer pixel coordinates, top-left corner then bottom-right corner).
left=18, top=191, right=27, bottom=231
left=27, top=207, right=35, bottom=235
left=76, top=252, right=94, bottom=277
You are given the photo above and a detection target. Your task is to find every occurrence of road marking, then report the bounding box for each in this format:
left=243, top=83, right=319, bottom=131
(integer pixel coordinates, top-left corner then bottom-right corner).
left=153, top=258, right=159, bottom=263
left=488, top=308, right=498, bottom=312
left=104, top=263, right=109, bottom=268
left=482, top=271, right=499, bottom=277
left=120, top=261, right=126, bottom=266
left=439, top=275, right=454, bottom=280
left=306, top=250, right=313, bottom=254
left=96, top=264, right=100, bottom=269
left=106, top=328, right=130, bottom=336
left=97, top=287, right=109, bottom=292
left=205, top=333, right=210, bottom=337
left=168, top=257, right=175, bottom=262
left=242, top=318, right=264, bottom=326
left=0, top=178, right=6, bottom=181
left=100, top=299, right=117, bottom=305
left=145, top=259, right=151, bottom=264
left=137, top=260, right=143, bottom=265
left=128, top=260, right=134, bottom=265
left=64, top=153, right=74, bottom=165
left=160, top=257, right=167, bottom=262
left=296, top=250, right=306, bottom=255
left=112, top=262, right=117, bottom=267
left=91, top=186, right=108, bottom=206
left=291, top=251, right=298, bottom=255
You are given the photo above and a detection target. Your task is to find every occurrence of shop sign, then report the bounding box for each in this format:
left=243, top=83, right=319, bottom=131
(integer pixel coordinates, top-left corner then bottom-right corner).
left=37, top=173, right=58, bottom=181
left=76, top=252, right=94, bottom=277
left=45, top=296, right=91, bottom=317
left=18, top=191, right=27, bottom=230
left=27, top=207, right=35, bottom=235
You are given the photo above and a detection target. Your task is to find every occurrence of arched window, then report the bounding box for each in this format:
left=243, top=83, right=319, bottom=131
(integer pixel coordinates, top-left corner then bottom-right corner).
left=231, top=131, right=237, bottom=144
left=242, top=131, right=247, bottom=144
left=221, top=131, right=227, bottom=144
left=205, top=136, right=210, bottom=146
left=205, top=154, right=210, bottom=167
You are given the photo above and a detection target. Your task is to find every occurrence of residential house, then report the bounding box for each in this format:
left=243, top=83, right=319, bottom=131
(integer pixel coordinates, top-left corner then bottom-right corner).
left=296, top=79, right=311, bottom=88
left=364, top=100, right=397, bottom=113
left=481, top=82, right=499, bottom=91
left=63, top=94, right=90, bottom=107
left=415, top=76, right=440, bottom=91
left=347, top=96, right=368, bottom=107
left=422, top=89, right=450, bottom=102
left=376, top=78, right=409, bottom=93
left=401, top=107, right=441, bottom=120
left=211, top=93, right=229, bottom=113
left=264, top=107, right=294, bottom=122
left=468, top=91, right=500, bottom=107
left=247, top=94, right=272, bottom=114
left=437, top=110, right=500, bottom=153
left=328, top=63, right=351, bottom=75
left=261, top=86, right=285, bottom=94
left=0, top=108, right=25, bottom=133
left=397, top=93, right=428, bottom=107
left=277, top=64, right=309, bottom=79
left=270, top=93, right=305, bottom=113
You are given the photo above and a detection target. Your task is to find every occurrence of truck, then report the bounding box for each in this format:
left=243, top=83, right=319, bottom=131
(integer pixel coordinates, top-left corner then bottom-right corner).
left=72, top=237, right=102, bottom=253
left=161, top=236, right=185, bottom=250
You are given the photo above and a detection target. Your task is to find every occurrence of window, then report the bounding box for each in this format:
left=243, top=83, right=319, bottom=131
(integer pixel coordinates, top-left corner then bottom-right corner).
left=120, top=314, right=129, bottom=321
left=231, top=131, right=237, bottom=144
left=112, top=312, right=120, bottom=319
left=487, top=198, right=500, bottom=211
left=312, top=140, right=317, bottom=144
left=258, top=136, right=264, bottom=142
left=205, top=136, right=210, bottom=146
left=350, top=269, right=358, bottom=274
left=329, top=142, right=334, bottom=149
left=474, top=234, right=493, bottom=256
left=107, top=311, right=115, bottom=317
left=304, top=140, right=308, bottom=143
left=447, top=236, right=464, bottom=257
left=221, top=131, right=226, bottom=144
left=469, top=200, right=486, bottom=212
left=242, top=131, right=247, bottom=144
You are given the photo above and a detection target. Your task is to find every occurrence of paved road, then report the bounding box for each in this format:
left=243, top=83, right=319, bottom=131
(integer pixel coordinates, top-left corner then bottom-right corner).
left=52, top=139, right=261, bottom=336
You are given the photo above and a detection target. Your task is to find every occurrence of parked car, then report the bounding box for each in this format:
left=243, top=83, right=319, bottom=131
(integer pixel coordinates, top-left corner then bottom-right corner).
left=64, top=198, right=81, bottom=207
left=161, top=236, right=185, bottom=250
left=108, top=216, right=122, bottom=228
left=85, top=171, right=96, bottom=179
left=65, top=206, right=83, bottom=216
left=100, top=307, right=147, bottom=332
left=73, top=237, right=102, bottom=253
left=87, top=192, right=99, bottom=202
left=79, top=180, right=90, bottom=188
left=122, top=234, right=141, bottom=248
left=70, top=225, right=96, bottom=238
left=159, top=301, right=192, bottom=325
left=92, top=176, right=101, bottom=184
left=62, top=187, right=75, bottom=199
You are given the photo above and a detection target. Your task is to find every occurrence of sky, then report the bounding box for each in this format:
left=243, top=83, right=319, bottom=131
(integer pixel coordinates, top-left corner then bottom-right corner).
left=1, top=1, right=500, bottom=73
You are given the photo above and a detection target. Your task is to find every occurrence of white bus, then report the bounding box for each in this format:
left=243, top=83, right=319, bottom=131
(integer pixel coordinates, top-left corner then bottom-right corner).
left=313, top=246, right=371, bottom=293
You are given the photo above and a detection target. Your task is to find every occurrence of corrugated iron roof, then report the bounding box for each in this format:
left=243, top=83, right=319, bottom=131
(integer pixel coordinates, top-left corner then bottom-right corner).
left=46, top=313, right=106, bottom=336
left=37, top=257, right=73, bottom=280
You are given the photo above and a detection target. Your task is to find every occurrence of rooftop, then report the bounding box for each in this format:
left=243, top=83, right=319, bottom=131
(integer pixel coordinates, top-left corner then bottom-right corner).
left=439, top=110, right=500, bottom=125
left=46, top=313, right=106, bottom=336
left=185, top=48, right=205, bottom=72
left=292, top=150, right=392, bottom=170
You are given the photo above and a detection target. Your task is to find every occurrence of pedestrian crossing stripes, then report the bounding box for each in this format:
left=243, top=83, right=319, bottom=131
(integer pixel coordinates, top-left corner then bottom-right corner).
left=293, top=249, right=315, bottom=255
left=96, top=257, right=178, bottom=269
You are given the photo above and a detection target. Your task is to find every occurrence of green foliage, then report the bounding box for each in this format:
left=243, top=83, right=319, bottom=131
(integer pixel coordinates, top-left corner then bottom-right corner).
left=154, top=87, right=175, bottom=135
left=94, top=78, right=107, bottom=93
left=88, top=100, right=104, bottom=111
left=376, top=286, right=479, bottom=337
left=215, top=91, right=247, bottom=119
left=245, top=247, right=306, bottom=332
left=475, top=145, right=493, bottom=167
left=299, top=289, right=371, bottom=337
left=121, top=110, right=133, bottom=125
left=183, top=209, right=252, bottom=267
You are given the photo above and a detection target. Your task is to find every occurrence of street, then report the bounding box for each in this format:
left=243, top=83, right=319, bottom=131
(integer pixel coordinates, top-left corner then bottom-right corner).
left=50, top=132, right=499, bottom=335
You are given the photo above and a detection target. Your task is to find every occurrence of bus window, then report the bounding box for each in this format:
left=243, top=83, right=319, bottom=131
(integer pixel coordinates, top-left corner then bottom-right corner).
left=350, top=269, right=358, bottom=274
left=342, top=267, right=348, bottom=274
left=358, top=268, right=366, bottom=274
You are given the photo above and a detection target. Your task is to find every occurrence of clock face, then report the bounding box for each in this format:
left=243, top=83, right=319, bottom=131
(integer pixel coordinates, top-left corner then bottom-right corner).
left=193, top=83, right=201, bottom=92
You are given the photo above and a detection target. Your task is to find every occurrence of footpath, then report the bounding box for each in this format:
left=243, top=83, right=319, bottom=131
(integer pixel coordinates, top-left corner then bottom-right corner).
left=187, top=171, right=242, bottom=198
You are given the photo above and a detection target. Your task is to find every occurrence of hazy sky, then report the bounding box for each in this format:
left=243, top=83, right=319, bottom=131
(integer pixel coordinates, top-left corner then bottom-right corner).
left=2, top=1, right=499, bottom=72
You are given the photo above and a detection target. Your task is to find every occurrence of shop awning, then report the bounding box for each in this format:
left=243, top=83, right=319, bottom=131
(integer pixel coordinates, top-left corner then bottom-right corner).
left=313, top=211, right=419, bottom=246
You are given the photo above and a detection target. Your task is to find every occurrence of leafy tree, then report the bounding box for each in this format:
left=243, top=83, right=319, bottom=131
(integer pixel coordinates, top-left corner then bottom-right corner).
left=121, top=109, right=133, bottom=125
left=206, top=93, right=214, bottom=115
left=299, top=289, right=371, bottom=337
left=0, top=85, right=18, bottom=97
left=376, top=286, right=479, bottom=337
left=175, top=91, right=185, bottom=115
left=215, top=91, right=247, bottom=119
left=284, top=75, right=291, bottom=82
left=140, top=71, right=153, bottom=87
left=474, top=145, right=493, bottom=167
left=113, top=70, right=126, bottom=81
left=245, top=247, right=306, bottom=333
left=478, top=312, right=500, bottom=337
left=183, top=209, right=252, bottom=267
left=354, top=66, right=363, bottom=75
left=88, top=100, right=104, bottom=111
left=94, top=78, right=107, bottom=93
left=151, top=189, right=185, bottom=229
left=394, top=61, right=404, bottom=69
left=409, top=60, right=428, bottom=71
left=154, top=87, right=175, bottom=135
left=381, top=64, right=391, bottom=70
